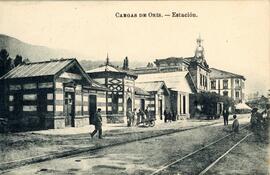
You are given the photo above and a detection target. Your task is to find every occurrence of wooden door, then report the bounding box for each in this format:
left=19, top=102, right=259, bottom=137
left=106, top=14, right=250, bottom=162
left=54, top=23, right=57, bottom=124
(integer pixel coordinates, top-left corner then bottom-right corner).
left=64, top=92, right=75, bottom=127
left=140, top=99, right=145, bottom=111
left=37, top=92, right=47, bottom=129
left=89, top=95, right=97, bottom=124
left=159, top=100, right=162, bottom=120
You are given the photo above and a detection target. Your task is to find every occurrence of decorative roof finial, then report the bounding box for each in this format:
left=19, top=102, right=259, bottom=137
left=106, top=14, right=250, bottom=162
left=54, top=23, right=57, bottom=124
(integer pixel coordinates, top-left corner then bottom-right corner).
left=106, top=53, right=109, bottom=66
left=195, top=34, right=204, bottom=58
left=196, top=34, right=203, bottom=46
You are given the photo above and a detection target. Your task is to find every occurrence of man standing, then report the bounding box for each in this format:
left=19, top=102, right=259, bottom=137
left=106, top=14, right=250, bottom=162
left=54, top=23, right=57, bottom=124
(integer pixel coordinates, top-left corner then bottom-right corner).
left=223, top=109, right=229, bottom=125
left=164, top=107, right=169, bottom=123
left=131, top=108, right=136, bottom=126
left=127, top=108, right=132, bottom=127
left=90, top=108, right=103, bottom=139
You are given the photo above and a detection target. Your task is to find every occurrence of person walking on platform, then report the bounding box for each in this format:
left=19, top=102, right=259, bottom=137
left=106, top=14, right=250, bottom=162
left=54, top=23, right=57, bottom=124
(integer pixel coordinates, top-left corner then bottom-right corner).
left=90, top=108, right=103, bottom=139
left=223, top=109, right=229, bottom=126
left=164, top=107, right=169, bottom=123
left=131, top=108, right=136, bottom=126
left=127, top=108, right=132, bottom=127
left=136, top=109, right=141, bottom=126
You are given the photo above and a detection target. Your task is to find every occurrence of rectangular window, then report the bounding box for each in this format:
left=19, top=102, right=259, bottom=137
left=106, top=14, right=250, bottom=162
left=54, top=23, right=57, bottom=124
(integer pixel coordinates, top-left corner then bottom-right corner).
left=223, top=80, right=228, bottom=89
left=47, top=105, right=53, bottom=111
left=211, top=81, right=216, bottom=89
left=235, top=79, right=240, bottom=88
left=23, top=105, right=37, bottom=111
left=23, top=94, right=37, bottom=101
left=9, top=95, right=14, bottom=102
left=38, top=82, right=53, bottom=89
left=9, top=106, right=14, bottom=111
left=223, top=91, right=228, bottom=96
left=23, top=83, right=37, bottom=90
left=47, top=93, right=53, bottom=100
left=9, top=85, right=21, bottom=90
left=200, top=74, right=202, bottom=86
left=236, top=91, right=240, bottom=98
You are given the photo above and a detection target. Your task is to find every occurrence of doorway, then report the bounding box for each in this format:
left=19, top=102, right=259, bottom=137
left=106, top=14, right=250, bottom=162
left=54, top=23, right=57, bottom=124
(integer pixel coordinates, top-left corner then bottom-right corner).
left=140, top=99, right=145, bottom=110
left=112, top=93, right=119, bottom=114
left=89, top=95, right=97, bottom=124
left=64, top=92, right=75, bottom=127
left=127, top=98, right=132, bottom=111
left=37, top=92, right=47, bottom=129
left=159, top=100, right=162, bottom=120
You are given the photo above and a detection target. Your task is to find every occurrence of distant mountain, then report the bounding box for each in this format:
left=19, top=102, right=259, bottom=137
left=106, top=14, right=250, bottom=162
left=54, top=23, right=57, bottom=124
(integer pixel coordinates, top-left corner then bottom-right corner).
left=0, top=34, right=87, bottom=62
left=0, top=34, right=148, bottom=70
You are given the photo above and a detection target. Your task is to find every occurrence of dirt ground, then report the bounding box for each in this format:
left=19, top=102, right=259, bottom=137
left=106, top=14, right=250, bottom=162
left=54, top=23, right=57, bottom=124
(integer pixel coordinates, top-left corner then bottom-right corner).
left=206, top=134, right=269, bottom=175
left=1, top=117, right=252, bottom=175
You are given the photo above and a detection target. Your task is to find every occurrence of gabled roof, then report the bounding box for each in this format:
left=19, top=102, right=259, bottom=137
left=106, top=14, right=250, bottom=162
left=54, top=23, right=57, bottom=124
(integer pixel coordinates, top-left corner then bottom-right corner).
left=134, top=86, right=150, bottom=96
left=1, top=58, right=74, bottom=79
left=0, top=58, right=108, bottom=91
left=210, top=68, right=246, bottom=80
left=136, top=71, right=194, bottom=93
left=87, top=65, right=119, bottom=73
left=86, top=65, right=138, bottom=78
left=136, top=81, right=170, bottom=95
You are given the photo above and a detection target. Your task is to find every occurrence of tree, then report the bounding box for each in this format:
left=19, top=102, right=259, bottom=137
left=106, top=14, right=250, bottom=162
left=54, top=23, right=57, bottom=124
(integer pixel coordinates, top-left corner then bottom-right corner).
left=0, top=49, right=10, bottom=77
left=191, top=91, right=235, bottom=117
left=14, top=55, right=23, bottom=67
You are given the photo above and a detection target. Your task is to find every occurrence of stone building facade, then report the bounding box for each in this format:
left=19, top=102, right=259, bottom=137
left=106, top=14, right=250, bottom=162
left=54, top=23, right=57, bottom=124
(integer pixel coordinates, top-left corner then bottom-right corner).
left=209, top=68, right=246, bottom=103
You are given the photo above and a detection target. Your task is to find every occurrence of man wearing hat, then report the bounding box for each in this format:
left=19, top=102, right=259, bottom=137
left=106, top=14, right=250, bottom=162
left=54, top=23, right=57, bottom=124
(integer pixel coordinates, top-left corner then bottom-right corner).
left=250, top=107, right=263, bottom=141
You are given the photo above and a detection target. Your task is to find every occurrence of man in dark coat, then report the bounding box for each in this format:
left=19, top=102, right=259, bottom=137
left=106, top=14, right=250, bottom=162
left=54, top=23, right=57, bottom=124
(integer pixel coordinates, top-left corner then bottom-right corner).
left=90, top=108, right=103, bottom=139
left=127, top=109, right=133, bottom=127
left=223, top=109, right=229, bottom=125
left=164, top=107, right=169, bottom=123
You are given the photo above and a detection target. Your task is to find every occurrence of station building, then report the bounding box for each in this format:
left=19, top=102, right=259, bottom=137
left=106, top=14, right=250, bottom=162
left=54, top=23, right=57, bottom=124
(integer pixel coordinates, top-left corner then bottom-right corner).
left=0, top=58, right=107, bottom=131
left=86, top=58, right=138, bottom=123
left=87, top=57, right=171, bottom=124
left=135, top=71, right=195, bottom=119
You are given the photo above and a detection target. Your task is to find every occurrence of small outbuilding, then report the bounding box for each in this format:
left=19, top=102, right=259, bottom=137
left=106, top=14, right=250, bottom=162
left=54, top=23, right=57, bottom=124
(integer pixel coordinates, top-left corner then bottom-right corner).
left=0, top=58, right=107, bottom=131
left=86, top=60, right=138, bottom=123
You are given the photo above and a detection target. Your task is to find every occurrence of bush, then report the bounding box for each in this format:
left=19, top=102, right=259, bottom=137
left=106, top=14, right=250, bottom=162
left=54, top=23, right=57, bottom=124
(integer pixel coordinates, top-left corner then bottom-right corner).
left=191, top=92, right=235, bottom=117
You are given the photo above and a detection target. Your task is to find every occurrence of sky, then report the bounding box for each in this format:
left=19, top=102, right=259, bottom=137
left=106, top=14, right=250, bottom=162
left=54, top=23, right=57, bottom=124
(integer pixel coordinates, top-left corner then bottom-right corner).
left=0, top=1, right=269, bottom=95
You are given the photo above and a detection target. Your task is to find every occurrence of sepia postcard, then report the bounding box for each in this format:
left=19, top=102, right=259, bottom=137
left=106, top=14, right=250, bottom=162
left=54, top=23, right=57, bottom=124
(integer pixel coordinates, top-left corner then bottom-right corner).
left=0, top=1, right=269, bottom=174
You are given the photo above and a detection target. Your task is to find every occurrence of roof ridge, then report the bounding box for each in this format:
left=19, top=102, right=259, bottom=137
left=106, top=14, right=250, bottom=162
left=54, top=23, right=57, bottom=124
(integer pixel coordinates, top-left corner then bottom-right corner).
left=24, top=58, right=75, bottom=65
left=136, top=80, right=164, bottom=83
left=210, top=67, right=244, bottom=77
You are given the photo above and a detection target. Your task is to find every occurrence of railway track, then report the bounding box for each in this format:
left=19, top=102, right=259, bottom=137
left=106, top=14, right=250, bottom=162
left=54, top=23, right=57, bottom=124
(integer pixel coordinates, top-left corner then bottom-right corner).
left=0, top=121, right=251, bottom=173
left=0, top=121, right=224, bottom=172
left=150, top=125, right=251, bottom=175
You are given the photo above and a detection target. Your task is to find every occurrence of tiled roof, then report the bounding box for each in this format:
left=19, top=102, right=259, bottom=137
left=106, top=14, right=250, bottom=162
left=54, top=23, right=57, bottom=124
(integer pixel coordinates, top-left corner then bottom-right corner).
left=134, top=86, right=150, bottom=96
left=210, top=68, right=246, bottom=80
left=136, top=71, right=193, bottom=93
left=86, top=65, right=119, bottom=73
left=0, top=58, right=108, bottom=91
left=0, top=58, right=74, bottom=79
left=87, top=65, right=138, bottom=78
left=136, top=81, right=165, bottom=92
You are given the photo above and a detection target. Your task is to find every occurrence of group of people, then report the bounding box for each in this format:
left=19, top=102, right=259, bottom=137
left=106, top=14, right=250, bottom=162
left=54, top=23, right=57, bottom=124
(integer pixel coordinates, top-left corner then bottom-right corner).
left=126, top=107, right=152, bottom=127
left=90, top=104, right=270, bottom=140
left=222, top=104, right=270, bottom=142
left=250, top=104, right=270, bottom=142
